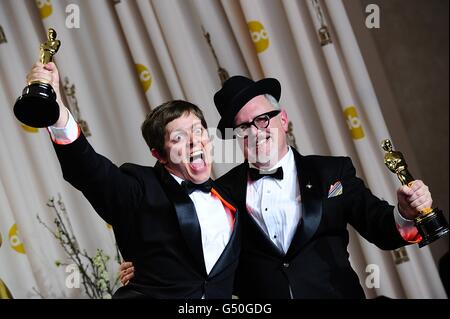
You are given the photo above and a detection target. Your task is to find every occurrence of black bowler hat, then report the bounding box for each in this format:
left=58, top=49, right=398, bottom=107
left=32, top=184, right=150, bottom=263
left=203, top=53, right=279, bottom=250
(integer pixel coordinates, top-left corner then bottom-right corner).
left=214, top=75, right=281, bottom=139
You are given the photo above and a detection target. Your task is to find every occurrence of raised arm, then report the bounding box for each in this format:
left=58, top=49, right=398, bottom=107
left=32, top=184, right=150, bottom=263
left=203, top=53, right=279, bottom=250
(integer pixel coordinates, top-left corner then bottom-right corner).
left=26, top=62, right=144, bottom=227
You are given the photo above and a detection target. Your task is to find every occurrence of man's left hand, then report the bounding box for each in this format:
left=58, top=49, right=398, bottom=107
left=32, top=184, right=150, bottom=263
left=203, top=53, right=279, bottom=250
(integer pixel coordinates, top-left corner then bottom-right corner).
left=397, top=180, right=433, bottom=220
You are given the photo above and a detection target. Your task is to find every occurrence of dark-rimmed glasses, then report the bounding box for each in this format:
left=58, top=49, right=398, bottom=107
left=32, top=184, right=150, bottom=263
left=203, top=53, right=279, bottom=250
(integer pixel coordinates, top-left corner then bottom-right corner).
left=233, top=110, right=281, bottom=138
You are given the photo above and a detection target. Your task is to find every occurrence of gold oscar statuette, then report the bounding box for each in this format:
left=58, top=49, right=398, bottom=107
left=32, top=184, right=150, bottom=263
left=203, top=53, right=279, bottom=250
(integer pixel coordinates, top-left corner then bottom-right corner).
left=382, top=139, right=449, bottom=247
left=13, top=28, right=61, bottom=128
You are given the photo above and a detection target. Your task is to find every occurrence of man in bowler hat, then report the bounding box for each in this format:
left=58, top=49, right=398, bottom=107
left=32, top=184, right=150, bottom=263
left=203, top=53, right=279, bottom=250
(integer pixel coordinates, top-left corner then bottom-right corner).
left=212, top=75, right=432, bottom=298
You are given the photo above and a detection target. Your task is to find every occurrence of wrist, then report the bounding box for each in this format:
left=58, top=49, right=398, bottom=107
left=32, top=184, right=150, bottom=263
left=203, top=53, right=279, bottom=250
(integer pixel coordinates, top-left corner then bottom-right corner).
left=53, top=105, right=69, bottom=128
left=398, top=203, right=414, bottom=220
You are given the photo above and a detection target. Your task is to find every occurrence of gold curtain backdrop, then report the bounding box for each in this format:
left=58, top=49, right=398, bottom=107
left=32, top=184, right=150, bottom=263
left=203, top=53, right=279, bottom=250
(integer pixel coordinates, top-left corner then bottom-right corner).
left=0, top=0, right=447, bottom=298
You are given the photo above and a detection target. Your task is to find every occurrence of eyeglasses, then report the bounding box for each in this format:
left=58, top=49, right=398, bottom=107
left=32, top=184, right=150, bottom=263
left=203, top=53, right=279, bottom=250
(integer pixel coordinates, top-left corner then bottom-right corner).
left=233, top=110, right=281, bottom=138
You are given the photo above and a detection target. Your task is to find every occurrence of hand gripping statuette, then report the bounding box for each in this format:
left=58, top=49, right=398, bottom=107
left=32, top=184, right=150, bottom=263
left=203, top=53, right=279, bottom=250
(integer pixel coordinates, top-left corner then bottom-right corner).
left=382, top=139, right=449, bottom=247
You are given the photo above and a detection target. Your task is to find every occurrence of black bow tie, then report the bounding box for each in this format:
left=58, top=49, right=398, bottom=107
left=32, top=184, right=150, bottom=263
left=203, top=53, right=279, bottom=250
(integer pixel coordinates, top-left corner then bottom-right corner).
left=181, top=178, right=213, bottom=195
left=248, top=166, right=284, bottom=182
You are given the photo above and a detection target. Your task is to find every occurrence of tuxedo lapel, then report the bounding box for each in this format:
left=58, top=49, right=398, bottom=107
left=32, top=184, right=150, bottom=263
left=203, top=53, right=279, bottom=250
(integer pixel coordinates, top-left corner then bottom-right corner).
left=154, top=163, right=207, bottom=275
left=286, top=149, right=323, bottom=258
left=233, top=163, right=248, bottom=212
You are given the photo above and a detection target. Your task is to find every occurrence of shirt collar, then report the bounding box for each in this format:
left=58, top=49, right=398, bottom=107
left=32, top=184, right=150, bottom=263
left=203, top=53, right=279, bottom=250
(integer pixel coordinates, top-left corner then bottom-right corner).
left=170, top=173, right=184, bottom=185
left=271, top=146, right=293, bottom=171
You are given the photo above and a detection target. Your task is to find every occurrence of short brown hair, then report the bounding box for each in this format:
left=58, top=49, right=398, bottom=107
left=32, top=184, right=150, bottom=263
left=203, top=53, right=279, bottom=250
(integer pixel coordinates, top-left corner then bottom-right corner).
left=141, top=100, right=208, bottom=158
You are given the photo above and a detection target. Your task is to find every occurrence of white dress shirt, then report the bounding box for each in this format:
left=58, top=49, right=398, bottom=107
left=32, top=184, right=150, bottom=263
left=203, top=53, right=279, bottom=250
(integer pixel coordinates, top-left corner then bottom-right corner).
left=47, top=111, right=232, bottom=274
left=170, top=174, right=232, bottom=274
left=246, top=147, right=301, bottom=254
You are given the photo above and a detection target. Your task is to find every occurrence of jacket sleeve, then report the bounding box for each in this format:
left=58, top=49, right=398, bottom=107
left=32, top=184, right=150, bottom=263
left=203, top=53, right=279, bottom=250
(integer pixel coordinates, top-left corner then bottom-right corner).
left=341, top=157, right=409, bottom=250
left=52, top=133, right=144, bottom=228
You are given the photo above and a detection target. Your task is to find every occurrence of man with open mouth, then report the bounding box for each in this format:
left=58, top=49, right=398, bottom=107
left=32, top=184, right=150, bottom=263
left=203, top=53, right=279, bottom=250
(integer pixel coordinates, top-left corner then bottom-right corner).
left=25, top=61, right=241, bottom=299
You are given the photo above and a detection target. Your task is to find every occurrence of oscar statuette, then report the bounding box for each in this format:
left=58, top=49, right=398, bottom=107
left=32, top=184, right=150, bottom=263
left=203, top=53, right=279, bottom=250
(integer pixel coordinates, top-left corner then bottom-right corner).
left=13, top=28, right=61, bottom=128
left=382, top=139, right=449, bottom=247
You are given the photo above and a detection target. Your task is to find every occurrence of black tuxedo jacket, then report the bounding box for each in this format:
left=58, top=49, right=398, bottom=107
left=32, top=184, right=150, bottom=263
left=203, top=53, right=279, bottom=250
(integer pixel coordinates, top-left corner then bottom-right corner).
left=53, top=133, right=241, bottom=298
left=217, top=148, right=407, bottom=299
